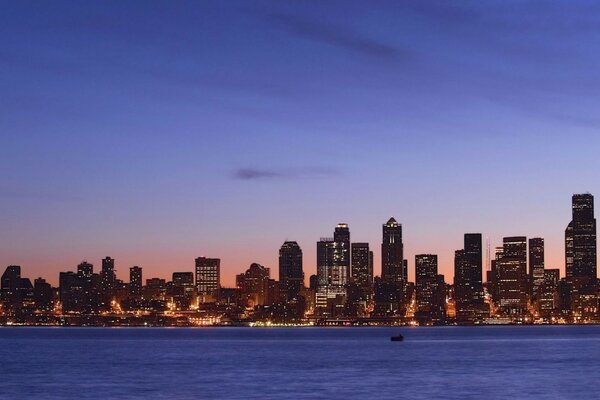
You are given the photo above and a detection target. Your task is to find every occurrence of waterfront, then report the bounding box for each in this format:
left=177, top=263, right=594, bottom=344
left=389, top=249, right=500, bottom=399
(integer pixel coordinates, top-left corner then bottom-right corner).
left=2, top=326, right=600, bottom=399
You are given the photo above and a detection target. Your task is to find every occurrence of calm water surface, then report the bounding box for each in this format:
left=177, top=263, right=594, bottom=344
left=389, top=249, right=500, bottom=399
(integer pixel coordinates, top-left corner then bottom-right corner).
left=1, top=326, right=599, bottom=399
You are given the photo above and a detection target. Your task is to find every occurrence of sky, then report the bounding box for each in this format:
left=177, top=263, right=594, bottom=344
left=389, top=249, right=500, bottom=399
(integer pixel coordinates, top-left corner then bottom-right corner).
left=2, top=0, right=600, bottom=286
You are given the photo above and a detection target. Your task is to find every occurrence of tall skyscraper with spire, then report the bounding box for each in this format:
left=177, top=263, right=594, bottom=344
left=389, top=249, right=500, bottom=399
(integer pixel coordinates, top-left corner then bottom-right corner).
left=566, top=193, right=597, bottom=281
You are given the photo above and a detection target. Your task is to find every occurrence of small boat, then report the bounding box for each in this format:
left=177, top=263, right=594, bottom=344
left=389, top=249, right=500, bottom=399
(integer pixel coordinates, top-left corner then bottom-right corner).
left=390, top=334, right=404, bottom=342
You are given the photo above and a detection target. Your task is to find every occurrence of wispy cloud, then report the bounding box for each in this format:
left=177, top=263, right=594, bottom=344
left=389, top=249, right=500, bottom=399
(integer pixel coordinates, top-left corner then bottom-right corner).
left=233, top=167, right=340, bottom=181
left=267, top=13, right=410, bottom=61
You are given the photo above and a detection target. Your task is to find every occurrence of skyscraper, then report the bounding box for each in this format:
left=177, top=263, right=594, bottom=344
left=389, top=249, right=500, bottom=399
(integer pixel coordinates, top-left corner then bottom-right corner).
left=236, top=263, right=270, bottom=307
left=315, top=225, right=350, bottom=316
left=1, top=265, right=22, bottom=311
left=454, top=233, right=485, bottom=323
left=529, top=238, right=545, bottom=300
left=100, top=257, right=116, bottom=309
left=415, top=254, right=444, bottom=323
left=347, top=243, right=373, bottom=316
left=351, top=243, right=372, bottom=289
left=381, top=217, right=403, bottom=282
left=566, top=193, right=597, bottom=281
left=496, top=236, right=528, bottom=315
left=279, top=241, right=303, bottom=300
left=333, top=223, right=350, bottom=286
left=129, top=266, right=142, bottom=297
left=195, top=257, right=221, bottom=302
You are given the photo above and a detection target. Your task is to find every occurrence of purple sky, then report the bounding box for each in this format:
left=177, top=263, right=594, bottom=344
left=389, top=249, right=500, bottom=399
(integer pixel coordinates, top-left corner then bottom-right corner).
left=2, top=1, right=600, bottom=285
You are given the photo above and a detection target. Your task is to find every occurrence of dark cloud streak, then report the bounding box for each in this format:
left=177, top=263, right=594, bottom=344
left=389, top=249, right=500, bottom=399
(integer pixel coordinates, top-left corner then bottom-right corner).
left=268, top=13, right=410, bottom=61
left=234, top=167, right=340, bottom=181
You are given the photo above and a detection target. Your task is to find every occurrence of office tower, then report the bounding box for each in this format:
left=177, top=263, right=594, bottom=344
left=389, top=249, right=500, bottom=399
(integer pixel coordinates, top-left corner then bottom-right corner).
left=496, top=237, right=528, bottom=315
left=346, top=243, right=373, bottom=317
left=33, top=278, right=53, bottom=312
left=195, top=257, right=221, bottom=302
left=454, top=233, right=485, bottom=323
left=76, top=261, right=100, bottom=313
left=333, top=223, right=351, bottom=286
left=1, top=265, right=22, bottom=311
left=381, top=217, right=404, bottom=282
left=77, top=261, right=93, bottom=278
left=100, top=257, right=116, bottom=309
left=59, top=271, right=82, bottom=313
left=351, top=243, right=373, bottom=289
left=279, top=242, right=303, bottom=300
left=566, top=193, right=597, bottom=281
left=129, top=266, right=142, bottom=297
left=538, top=269, right=560, bottom=319
left=236, top=263, right=270, bottom=307
left=144, top=278, right=167, bottom=300
left=171, top=272, right=194, bottom=310
left=415, top=254, right=443, bottom=324
left=316, top=227, right=348, bottom=316
left=529, top=238, right=545, bottom=301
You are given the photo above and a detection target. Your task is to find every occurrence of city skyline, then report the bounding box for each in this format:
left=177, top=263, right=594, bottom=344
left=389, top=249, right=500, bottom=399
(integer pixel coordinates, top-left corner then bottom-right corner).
left=3, top=2, right=600, bottom=286
left=2, top=192, right=596, bottom=288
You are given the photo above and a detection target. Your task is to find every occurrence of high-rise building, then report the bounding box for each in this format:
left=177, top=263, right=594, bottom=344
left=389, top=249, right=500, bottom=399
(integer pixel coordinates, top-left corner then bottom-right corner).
left=316, top=226, right=349, bottom=316
left=100, top=257, right=116, bottom=309
left=33, top=277, right=53, bottom=312
left=333, top=223, right=351, bottom=286
left=129, top=266, right=142, bottom=297
left=415, top=254, right=444, bottom=323
left=1, top=265, right=22, bottom=310
left=496, top=237, right=528, bottom=315
left=529, top=238, right=545, bottom=300
left=279, top=242, right=303, bottom=300
left=195, top=257, right=221, bottom=301
left=454, top=234, right=485, bottom=323
left=351, top=243, right=372, bottom=289
left=236, top=263, right=271, bottom=307
left=566, top=193, right=597, bottom=281
left=171, top=272, right=194, bottom=310
left=77, top=261, right=93, bottom=278
left=347, top=243, right=373, bottom=316
left=381, top=217, right=404, bottom=282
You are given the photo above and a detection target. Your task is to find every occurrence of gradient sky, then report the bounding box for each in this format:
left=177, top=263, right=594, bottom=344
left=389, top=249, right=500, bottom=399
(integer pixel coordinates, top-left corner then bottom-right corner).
left=2, top=1, right=600, bottom=286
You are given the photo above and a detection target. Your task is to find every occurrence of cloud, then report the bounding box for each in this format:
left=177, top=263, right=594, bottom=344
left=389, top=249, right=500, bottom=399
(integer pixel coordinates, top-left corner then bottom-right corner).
left=267, top=13, right=410, bottom=61
left=233, top=167, right=340, bottom=181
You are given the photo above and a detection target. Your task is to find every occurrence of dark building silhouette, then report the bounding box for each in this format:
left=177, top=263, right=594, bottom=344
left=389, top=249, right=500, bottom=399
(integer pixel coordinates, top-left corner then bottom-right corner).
left=381, top=217, right=404, bottom=282
left=415, top=254, right=445, bottom=324
left=529, top=238, right=545, bottom=302
left=78, top=261, right=100, bottom=313
left=195, top=257, right=220, bottom=302
left=236, top=263, right=270, bottom=307
left=34, top=277, right=53, bottom=312
left=566, top=193, right=597, bottom=282
left=100, top=257, right=116, bottom=309
left=171, top=272, right=194, bottom=310
left=347, top=243, right=373, bottom=316
left=279, top=242, right=303, bottom=300
left=129, top=266, right=142, bottom=298
left=1, top=265, right=22, bottom=312
left=495, top=236, right=528, bottom=315
left=351, top=243, right=373, bottom=289
left=454, top=234, right=486, bottom=323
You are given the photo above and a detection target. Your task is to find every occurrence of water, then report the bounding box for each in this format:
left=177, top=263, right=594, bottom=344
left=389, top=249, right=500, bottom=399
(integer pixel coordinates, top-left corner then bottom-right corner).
left=1, top=326, right=600, bottom=399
